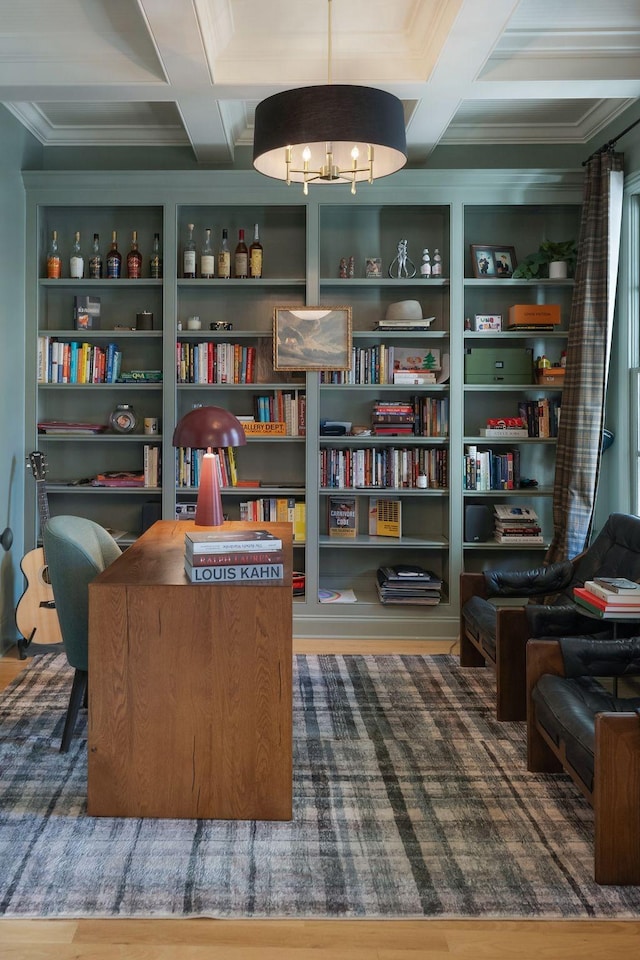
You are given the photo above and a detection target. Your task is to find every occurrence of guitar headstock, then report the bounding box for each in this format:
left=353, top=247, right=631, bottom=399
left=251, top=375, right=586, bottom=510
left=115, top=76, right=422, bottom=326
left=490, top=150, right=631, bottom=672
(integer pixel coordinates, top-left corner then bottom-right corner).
left=27, top=451, right=48, bottom=482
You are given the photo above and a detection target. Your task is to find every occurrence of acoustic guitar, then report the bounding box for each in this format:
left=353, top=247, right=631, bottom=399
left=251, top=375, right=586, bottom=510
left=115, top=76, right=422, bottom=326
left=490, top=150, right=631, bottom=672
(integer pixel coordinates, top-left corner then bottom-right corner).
left=16, top=451, right=63, bottom=655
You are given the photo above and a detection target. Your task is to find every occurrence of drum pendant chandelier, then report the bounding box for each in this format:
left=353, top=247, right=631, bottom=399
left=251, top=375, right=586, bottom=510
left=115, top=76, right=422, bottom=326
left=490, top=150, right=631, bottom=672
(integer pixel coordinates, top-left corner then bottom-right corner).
left=252, top=0, right=407, bottom=195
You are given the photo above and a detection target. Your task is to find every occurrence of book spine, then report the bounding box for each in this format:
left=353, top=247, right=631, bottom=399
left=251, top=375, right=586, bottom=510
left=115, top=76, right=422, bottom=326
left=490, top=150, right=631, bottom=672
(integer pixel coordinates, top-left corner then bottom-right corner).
left=185, top=538, right=283, bottom=554
left=188, top=550, right=285, bottom=566
left=185, top=562, right=284, bottom=582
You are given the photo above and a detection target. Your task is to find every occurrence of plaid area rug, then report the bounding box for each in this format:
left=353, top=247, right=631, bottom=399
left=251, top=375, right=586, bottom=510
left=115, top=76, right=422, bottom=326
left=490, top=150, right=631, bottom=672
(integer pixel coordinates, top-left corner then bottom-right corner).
left=1, top=653, right=639, bottom=918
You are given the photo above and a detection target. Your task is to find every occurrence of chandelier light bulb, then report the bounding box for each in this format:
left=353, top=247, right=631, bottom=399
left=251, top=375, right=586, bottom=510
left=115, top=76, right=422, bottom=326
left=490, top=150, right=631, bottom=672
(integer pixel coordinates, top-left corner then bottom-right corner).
left=351, top=146, right=359, bottom=160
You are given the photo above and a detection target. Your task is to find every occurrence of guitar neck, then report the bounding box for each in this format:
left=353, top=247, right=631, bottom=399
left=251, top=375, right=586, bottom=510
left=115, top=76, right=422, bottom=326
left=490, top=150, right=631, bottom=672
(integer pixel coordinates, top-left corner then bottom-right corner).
left=36, top=479, right=51, bottom=555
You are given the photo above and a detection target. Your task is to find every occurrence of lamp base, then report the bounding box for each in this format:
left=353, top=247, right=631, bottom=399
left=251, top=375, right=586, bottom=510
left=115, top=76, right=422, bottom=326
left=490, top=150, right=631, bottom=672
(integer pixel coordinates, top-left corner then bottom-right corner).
left=195, top=452, right=224, bottom=526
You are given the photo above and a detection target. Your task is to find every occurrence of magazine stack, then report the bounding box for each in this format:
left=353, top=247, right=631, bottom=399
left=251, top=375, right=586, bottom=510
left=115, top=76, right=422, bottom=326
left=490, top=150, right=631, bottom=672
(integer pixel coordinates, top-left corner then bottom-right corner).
left=376, top=565, right=443, bottom=606
left=493, top=505, right=543, bottom=544
left=573, top=577, right=640, bottom=619
left=184, top=528, right=284, bottom=583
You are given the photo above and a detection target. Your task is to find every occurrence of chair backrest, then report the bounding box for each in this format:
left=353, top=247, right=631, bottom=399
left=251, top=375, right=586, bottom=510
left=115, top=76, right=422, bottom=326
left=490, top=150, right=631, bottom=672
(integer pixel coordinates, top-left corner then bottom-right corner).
left=43, top=516, right=122, bottom=671
left=570, top=513, right=640, bottom=591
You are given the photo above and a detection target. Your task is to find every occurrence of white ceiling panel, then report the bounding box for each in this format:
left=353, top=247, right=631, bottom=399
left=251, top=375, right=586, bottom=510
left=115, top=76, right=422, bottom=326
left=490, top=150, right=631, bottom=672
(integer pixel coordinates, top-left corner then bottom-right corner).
left=0, top=0, right=637, bottom=162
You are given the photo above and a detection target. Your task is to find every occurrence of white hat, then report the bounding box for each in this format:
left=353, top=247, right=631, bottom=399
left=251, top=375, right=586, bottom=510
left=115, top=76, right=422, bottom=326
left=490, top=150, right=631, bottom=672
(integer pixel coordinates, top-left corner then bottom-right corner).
left=385, top=300, right=427, bottom=321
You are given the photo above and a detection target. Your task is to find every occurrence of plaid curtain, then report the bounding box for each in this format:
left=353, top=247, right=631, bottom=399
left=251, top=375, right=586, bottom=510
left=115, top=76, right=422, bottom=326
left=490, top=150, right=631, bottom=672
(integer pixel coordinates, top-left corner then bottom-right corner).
left=546, top=151, right=625, bottom=561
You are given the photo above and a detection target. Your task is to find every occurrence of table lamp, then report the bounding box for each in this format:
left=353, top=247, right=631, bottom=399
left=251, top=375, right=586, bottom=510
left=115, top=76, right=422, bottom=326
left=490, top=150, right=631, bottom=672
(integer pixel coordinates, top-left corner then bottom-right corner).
left=172, top=406, right=247, bottom=526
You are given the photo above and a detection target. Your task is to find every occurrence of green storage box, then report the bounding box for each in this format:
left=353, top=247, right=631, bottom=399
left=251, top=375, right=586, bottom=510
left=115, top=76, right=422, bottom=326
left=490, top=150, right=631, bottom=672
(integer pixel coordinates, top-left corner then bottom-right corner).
left=464, top=347, right=533, bottom=384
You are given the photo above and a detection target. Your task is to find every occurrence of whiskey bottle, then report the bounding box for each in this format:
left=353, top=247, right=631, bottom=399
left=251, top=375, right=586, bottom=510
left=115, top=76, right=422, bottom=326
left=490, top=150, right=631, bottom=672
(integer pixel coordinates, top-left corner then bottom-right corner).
left=432, top=248, right=442, bottom=278
left=89, top=233, right=102, bottom=279
left=47, top=230, right=61, bottom=279
left=149, top=233, right=162, bottom=279
left=183, top=222, right=196, bottom=278
left=200, top=227, right=215, bottom=278
left=126, top=230, right=143, bottom=279
left=69, top=231, right=84, bottom=279
left=106, top=231, right=122, bottom=279
left=249, top=223, right=263, bottom=279
left=234, top=228, right=248, bottom=278
left=217, top=228, right=231, bottom=279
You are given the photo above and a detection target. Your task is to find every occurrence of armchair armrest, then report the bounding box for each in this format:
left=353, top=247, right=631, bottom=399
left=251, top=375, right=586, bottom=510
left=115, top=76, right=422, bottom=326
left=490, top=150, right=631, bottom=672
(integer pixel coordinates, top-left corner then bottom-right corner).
left=557, top=636, right=640, bottom=678
left=525, top=603, right=602, bottom=638
left=484, top=560, right=575, bottom=598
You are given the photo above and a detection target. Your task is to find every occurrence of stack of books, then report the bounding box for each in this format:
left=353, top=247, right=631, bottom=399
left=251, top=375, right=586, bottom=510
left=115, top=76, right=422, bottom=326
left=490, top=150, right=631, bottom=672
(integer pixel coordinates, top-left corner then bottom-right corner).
left=375, top=316, right=435, bottom=332
left=371, top=400, right=416, bottom=436
left=376, top=565, right=443, bottom=605
left=184, top=529, right=284, bottom=584
left=573, top=578, right=640, bottom=619
left=493, top=504, right=542, bottom=543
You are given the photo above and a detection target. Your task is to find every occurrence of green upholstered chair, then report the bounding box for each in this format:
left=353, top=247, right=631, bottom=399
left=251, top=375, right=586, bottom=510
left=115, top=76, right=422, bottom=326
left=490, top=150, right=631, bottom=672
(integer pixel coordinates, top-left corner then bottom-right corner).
left=43, top=516, right=121, bottom=752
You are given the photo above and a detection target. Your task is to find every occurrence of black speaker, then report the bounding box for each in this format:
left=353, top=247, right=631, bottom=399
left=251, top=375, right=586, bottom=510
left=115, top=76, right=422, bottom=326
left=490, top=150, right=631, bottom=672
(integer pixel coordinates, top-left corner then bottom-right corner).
left=142, top=500, right=162, bottom=532
left=465, top=504, right=493, bottom=543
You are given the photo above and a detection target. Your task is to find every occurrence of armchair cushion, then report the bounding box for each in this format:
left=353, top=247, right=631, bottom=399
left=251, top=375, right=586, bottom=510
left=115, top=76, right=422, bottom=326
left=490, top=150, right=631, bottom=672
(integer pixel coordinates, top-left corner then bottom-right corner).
left=558, top=636, right=640, bottom=678
left=532, top=673, right=640, bottom=791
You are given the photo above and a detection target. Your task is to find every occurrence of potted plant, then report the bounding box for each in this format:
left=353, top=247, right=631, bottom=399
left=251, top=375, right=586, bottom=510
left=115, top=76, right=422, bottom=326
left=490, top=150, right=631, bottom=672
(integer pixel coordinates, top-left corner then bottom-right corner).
left=512, top=239, right=577, bottom=280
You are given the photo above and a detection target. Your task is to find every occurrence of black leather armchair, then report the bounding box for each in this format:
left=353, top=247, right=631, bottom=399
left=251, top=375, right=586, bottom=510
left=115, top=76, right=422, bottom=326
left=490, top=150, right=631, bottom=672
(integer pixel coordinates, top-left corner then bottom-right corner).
left=460, top=512, right=640, bottom=721
left=527, top=636, right=640, bottom=885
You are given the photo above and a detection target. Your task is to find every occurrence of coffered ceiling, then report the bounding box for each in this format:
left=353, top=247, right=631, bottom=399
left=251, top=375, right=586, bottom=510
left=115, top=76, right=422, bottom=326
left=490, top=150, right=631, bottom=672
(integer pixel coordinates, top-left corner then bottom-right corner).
left=1, top=0, right=639, bottom=165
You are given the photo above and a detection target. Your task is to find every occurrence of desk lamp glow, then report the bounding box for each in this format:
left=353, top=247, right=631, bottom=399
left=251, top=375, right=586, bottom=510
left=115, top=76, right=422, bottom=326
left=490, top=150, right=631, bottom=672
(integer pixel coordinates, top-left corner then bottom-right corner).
left=172, top=406, right=247, bottom=526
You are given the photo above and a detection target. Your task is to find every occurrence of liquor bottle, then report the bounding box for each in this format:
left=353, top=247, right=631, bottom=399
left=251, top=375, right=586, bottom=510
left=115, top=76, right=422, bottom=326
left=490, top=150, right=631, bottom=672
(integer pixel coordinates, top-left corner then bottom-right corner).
left=89, top=233, right=102, bottom=279
left=106, top=230, right=122, bottom=279
left=149, top=232, right=162, bottom=279
left=234, top=228, right=248, bottom=278
left=69, top=231, right=84, bottom=279
left=420, top=248, right=431, bottom=278
left=126, top=230, right=143, bottom=279
left=183, top=222, right=196, bottom=278
left=432, top=248, right=442, bottom=278
left=47, top=230, right=61, bottom=279
left=249, top=223, right=263, bottom=279
left=200, top=227, right=215, bottom=278
left=217, top=228, right=231, bottom=279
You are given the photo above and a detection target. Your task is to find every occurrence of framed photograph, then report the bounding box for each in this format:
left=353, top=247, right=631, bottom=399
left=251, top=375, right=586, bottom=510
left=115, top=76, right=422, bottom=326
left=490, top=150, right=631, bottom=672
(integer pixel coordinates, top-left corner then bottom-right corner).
left=365, top=257, right=383, bottom=278
left=470, top=245, right=517, bottom=279
left=273, top=306, right=352, bottom=371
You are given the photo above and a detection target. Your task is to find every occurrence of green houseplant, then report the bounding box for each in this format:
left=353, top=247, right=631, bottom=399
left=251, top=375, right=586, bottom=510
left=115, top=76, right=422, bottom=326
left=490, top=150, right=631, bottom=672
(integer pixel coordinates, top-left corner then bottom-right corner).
left=512, top=239, right=577, bottom=279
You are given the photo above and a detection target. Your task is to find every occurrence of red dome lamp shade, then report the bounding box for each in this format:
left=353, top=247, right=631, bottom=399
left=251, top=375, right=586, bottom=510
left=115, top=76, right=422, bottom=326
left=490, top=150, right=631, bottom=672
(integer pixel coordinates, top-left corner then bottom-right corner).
left=172, top=406, right=247, bottom=527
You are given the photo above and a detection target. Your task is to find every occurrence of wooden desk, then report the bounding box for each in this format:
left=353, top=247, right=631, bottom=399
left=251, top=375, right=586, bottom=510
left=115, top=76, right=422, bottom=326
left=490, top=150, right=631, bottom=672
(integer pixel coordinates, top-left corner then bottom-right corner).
left=87, top=520, right=292, bottom=820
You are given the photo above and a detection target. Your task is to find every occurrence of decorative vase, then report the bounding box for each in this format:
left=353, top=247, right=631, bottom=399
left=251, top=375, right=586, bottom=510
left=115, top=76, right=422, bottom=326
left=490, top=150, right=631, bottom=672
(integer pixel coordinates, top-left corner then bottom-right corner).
left=548, top=260, right=568, bottom=279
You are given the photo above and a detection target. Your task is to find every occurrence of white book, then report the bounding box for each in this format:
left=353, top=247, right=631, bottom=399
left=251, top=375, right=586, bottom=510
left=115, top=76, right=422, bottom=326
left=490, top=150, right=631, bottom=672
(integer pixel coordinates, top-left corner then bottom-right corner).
left=494, top=534, right=544, bottom=544
left=479, top=428, right=529, bottom=438
left=185, top=530, right=282, bottom=554
left=185, top=561, right=284, bottom=583
left=584, top=580, right=640, bottom=604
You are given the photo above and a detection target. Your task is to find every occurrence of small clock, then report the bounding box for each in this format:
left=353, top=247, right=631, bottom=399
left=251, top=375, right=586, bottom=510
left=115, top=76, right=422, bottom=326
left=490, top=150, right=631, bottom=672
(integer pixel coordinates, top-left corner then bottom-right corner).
left=109, top=403, right=138, bottom=434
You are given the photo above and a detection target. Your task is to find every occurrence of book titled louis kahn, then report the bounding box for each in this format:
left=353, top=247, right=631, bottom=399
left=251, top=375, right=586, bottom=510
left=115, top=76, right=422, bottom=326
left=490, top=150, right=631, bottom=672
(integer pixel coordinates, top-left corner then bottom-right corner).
left=184, top=561, right=284, bottom=583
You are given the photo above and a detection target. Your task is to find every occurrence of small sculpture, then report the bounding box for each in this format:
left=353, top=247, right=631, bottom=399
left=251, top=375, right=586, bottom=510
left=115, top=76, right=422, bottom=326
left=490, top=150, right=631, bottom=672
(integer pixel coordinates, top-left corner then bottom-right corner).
left=348, top=256, right=355, bottom=278
left=339, top=257, right=347, bottom=279
left=389, top=239, right=416, bottom=279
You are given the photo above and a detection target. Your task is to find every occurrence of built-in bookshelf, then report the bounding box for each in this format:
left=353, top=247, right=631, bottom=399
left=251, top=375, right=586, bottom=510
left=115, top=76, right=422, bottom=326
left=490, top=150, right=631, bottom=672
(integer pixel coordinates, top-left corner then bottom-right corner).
left=24, top=170, right=583, bottom=638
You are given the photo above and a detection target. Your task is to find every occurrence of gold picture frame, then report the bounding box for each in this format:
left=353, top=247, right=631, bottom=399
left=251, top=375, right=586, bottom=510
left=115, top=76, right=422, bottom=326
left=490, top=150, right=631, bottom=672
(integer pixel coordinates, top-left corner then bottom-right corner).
left=273, top=306, right=352, bottom=371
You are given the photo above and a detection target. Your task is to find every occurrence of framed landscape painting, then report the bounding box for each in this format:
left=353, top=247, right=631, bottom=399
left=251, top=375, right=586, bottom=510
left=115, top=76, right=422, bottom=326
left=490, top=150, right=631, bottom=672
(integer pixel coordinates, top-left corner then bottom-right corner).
left=273, top=306, right=352, bottom=371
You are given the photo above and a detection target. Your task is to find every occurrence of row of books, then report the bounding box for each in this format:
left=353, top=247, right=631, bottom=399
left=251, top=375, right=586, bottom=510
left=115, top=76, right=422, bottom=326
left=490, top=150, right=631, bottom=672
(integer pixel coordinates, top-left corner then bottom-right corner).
left=176, top=341, right=257, bottom=384
left=319, top=346, right=441, bottom=385
left=518, top=399, right=561, bottom=438
left=143, top=444, right=161, bottom=487
left=492, top=504, right=542, bottom=544
left=37, top=336, right=122, bottom=384
left=320, top=446, right=448, bottom=489
left=573, top=578, right=640, bottom=618
left=463, top=445, right=521, bottom=491
left=376, top=565, right=443, bottom=606
left=175, top=446, right=238, bottom=488
left=184, top=528, right=284, bottom=584
left=253, top=390, right=306, bottom=435
left=239, top=497, right=306, bottom=541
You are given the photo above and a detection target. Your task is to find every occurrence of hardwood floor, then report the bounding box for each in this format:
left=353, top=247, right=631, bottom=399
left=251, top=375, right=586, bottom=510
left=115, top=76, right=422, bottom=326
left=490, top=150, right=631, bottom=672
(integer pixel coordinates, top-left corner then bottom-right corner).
left=1, top=642, right=638, bottom=959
